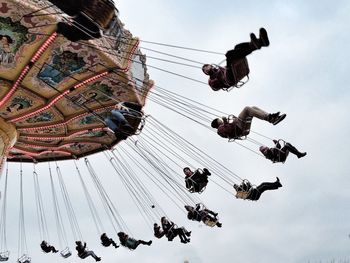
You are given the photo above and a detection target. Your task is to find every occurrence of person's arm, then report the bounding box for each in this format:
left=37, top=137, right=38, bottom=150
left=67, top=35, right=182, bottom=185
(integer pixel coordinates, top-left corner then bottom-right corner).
left=83, top=242, right=86, bottom=249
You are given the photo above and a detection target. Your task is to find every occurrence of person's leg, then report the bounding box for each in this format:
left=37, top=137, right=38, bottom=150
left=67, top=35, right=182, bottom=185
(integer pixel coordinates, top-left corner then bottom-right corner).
left=110, top=110, right=128, bottom=126
left=256, top=178, right=282, bottom=193
left=177, top=230, right=190, bottom=243
left=85, top=250, right=100, bottom=261
left=284, top=143, right=307, bottom=158
left=138, top=239, right=152, bottom=246
left=105, top=118, right=118, bottom=132
left=225, top=42, right=256, bottom=66
left=238, top=106, right=269, bottom=121
left=239, top=106, right=286, bottom=126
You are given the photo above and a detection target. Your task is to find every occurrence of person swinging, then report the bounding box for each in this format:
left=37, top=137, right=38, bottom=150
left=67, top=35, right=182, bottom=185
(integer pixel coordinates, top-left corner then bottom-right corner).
left=211, top=106, right=286, bottom=140
left=100, top=233, right=119, bottom=249
left=52, top=0, right=117, bottom=41
left=233, top=178, right=282, bottom=201
left=202, top=28, right=269, bottom=91
left=40, top=240, right=58, bottom=253
left=183, top=167, right=211, bottom=193
left=154, top=217, right=191, bottom=244
left=75, top=241, right=101, bottom=262
left=185, top=204, right=222, bottom=227
left=117, top=232, right=152, bottom=250
left=259, top=139, right=307, bottom=163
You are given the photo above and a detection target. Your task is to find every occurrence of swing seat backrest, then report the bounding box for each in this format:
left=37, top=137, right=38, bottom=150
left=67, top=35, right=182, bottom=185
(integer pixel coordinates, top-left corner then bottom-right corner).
left=186, top=177, right=206, bottom=194
left=81, top=0, right=116, bottom=30
left=203, top=220, right=217, bottom=227
left=224, top=58, right=250, bottom=91
left=17, top=254, right=31, bottom=263
left=166, top=225, right=178, bottom=241
left=227, top=116, right=252, bottom=141
left=60, top=247, right=72, bottom=258
left=0, top=251, right=9, bottom=262
left=235, top=190, right=250, bottom=200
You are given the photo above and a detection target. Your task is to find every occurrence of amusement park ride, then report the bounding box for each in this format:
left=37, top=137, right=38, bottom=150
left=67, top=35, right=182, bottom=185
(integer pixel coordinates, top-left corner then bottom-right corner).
left=0, top=0, right=153, bottom=172
left=0, top=0, right=307, bottom=262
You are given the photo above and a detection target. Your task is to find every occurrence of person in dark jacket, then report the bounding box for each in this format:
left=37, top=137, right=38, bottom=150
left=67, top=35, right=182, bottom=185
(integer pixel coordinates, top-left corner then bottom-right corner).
left=117, top=232, right=152, bottom=250
left=100, top=233, right=119, bottom=249
left=202, top=28, right=269, bottom=91
left=185, top=204, right=222, bottom=227
left=183, top=167, right=211, bottom=193
left=75, top=241, right=101, bottom=261
left=159, top=217, right=191, bottom=244
left=233, top=178, right=282, bottom=201
left=259, top=139, right=307, bottom=163
left=40, top=240, right=59, bottom=253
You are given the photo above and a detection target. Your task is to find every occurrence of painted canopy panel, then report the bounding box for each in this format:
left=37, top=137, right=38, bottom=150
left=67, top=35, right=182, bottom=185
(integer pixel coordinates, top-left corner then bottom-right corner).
left=0, top=0, right=153, bottom=162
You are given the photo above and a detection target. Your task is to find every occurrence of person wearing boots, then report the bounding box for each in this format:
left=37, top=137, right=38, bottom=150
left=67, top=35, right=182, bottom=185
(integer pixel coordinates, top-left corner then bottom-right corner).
left=40, top=240, right=59, bottom=253
left=233, top=178, right=282, bottom=201
left=202, top=27, right=270, bottom=91
left=260, top=139, right=307, bottom=163
left=75, top=241, right=101, bottom=261
left=185, top=204, right=222, bottom=228
left=100, top=233, right=119, bottom=249
left=117, top=232, right=152, bottom=250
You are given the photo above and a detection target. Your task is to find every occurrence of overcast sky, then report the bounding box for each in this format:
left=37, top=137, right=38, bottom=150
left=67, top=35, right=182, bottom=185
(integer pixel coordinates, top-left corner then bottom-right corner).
left=2, top=1, right=350, bottom=263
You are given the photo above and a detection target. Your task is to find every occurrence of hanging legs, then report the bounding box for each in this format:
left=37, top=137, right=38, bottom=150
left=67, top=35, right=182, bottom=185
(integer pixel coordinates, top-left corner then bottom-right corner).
left=283, top=143, right=307, bottom=158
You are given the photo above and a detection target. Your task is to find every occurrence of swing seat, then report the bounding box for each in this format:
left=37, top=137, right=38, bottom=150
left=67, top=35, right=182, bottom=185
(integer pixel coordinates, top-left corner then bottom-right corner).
left=224, top=58, right=250, bottom=91
left=227, top=116, right=252, bottom=141
left=17, top=254, right=31, bottom=263
left=166, top=225, right=178, bottom=241
left=235, top=190, right=250, bottom=200
left=203, top=219, right=218, bottom=227
left=60, top=247, right=72, bottom=258
left=186, top=169, right=208, bottom=194
left=81, top=0, right=116, bottom=30
left=0, top=251, right=9, bottom=261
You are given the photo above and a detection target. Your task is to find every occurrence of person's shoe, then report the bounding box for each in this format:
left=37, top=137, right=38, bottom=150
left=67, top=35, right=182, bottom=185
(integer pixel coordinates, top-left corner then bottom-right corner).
left=276, top=177, right=282, bottom=187
left=297, top=152, right=307, bottom=158
left=259, top=27, right=270, bottom=47
left=216, top=222, right=222, bottom=228
left=96, top=257, right=101, bottom=262
left=146, top=240, right=152, bottom=246
left=203, top=168, right=211, bottom=176
left=273, top=113, right=286, bottom=125
left=250, top=33, right=261, bottom=49
left=268, top=112, right=278, bottom=124
left=268, top=113, right=286, bottom=125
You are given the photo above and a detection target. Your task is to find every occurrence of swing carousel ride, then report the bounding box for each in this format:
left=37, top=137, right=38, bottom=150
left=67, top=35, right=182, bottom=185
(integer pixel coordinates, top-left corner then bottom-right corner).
left=0, top=0, right=306, bottom=262
left=0, top=0, right=153, bottom=171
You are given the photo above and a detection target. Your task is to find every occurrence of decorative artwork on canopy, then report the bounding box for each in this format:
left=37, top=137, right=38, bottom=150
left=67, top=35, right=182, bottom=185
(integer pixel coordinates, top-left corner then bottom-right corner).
left=38, top=50, right=86, bottom=86
left=0, top=88, right=46, bottom=119
left=0, top=0, right=153, bottom=163
left=0, top=16, right=29, bottom=67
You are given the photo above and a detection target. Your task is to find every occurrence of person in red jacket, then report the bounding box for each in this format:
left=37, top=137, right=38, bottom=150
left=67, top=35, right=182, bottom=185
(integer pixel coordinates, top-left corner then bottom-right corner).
left=202, top=28, right=269, bottom=91
left=211, top=106, right=286, bottom=140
